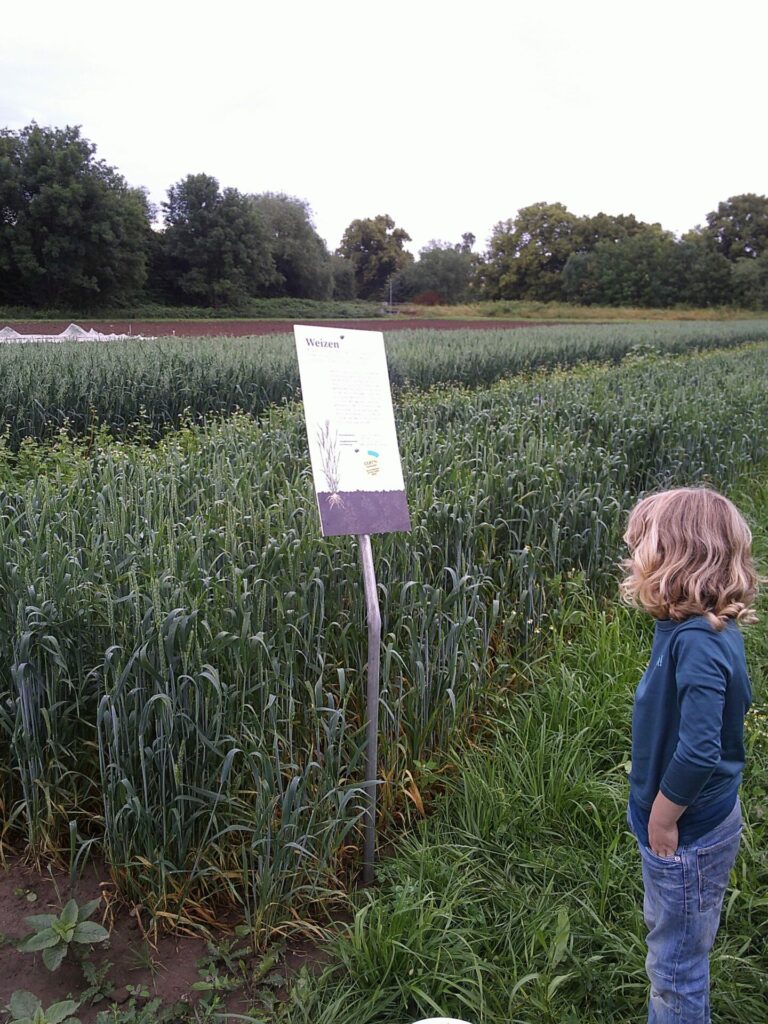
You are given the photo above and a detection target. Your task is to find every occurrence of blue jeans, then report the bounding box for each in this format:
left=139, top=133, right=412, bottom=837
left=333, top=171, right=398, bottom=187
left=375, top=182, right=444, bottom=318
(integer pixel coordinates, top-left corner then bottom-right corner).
left=629, top=799, right=743, bottom=1023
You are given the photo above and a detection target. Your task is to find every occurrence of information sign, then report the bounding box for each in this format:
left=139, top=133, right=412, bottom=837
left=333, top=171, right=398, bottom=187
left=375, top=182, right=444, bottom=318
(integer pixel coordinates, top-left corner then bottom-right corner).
left=294, top=325, right=411, bottom=537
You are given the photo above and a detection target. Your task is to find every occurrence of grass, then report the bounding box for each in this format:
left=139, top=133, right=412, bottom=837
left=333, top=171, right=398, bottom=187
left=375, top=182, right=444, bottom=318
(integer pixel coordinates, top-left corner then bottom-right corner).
left=399, top=300, right=768, bottom=322
left=0, top=298, right=382, bottom=322
left=6, top=299, right=765, bottom=326
left=283, top=475, right=768, bottom=1024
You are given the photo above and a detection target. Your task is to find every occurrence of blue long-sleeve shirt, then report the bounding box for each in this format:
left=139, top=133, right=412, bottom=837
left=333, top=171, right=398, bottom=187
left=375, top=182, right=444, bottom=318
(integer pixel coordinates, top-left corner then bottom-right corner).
left=629, top=615, right=751, bottom=847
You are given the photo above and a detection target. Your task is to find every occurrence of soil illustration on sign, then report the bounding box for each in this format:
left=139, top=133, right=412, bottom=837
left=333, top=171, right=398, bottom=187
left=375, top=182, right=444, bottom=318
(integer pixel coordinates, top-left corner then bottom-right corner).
left=315, top=489, right=411, bottom=536
left=316, top=419, right=343, bottom=507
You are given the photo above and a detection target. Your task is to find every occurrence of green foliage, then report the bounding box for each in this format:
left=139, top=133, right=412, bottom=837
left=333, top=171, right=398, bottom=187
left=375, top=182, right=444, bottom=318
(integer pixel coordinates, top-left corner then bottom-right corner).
left=392, top=239, right=478, bottom=304
left=483, top=202, right=581, bottom=301
left=574, top=210, right=645, bottom=250
left=94, top=993, right=165, bottom=1024
left=286, top=556, right=768, bottom=1023
left=1, top=117, right=765, bottom=313
left=671, top=231, right=734, bottom=307
left=80, top=958, right=116, bottom=1006
left=329, top=254, right=357, bottom=300
left=705, top=193, right=768, bottom=261
left=562, top=226, right=675, bottom=307
left=0, top=124, right=151, bottom=309
left=0, top=297, right=381, bottom=321
left=336, top=214, right=413, bottom=300
left=5, top=992, right=80, bottom=1024
left=1, top=341, right=768, bottom=935
left=563, top=226, right=735, bottom=309
left=2, top=321, right=768, bottom=448
left=250, top=193, right=333, bottom=300
left=161, top=174, right=276, bottom=307
left=732, top=253, right=768, bottom=310
left=18, top=898, right=109, bottom=972
left=481, top=198, right=768, bottom=310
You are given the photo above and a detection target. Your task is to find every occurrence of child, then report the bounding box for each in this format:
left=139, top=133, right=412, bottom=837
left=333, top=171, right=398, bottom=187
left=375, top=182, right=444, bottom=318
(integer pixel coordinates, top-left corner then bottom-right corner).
left=620, top=487, right=758, bottom=1024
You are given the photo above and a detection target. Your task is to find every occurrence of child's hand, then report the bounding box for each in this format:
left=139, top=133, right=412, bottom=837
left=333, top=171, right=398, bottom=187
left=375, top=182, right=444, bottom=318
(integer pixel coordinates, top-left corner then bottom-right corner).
left=648, top=791, right=685, bottom=857
left=648, top=815, right=679, bottom=858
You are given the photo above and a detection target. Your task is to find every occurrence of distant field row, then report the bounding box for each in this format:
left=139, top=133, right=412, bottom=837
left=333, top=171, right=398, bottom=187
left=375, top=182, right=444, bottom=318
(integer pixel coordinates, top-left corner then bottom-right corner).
left=2, top=320, right=768, bottom=447
left=1, top=316, right=559, bottom=338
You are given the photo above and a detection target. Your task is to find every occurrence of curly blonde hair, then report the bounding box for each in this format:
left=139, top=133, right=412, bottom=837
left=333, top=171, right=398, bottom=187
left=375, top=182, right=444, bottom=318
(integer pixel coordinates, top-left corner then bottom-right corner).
left=620, top=487, right=758, bottom=630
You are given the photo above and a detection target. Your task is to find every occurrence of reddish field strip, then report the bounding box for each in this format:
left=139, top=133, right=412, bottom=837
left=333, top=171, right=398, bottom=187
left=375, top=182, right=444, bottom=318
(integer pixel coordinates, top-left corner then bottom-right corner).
left=3, top=318, right=561, bottom=338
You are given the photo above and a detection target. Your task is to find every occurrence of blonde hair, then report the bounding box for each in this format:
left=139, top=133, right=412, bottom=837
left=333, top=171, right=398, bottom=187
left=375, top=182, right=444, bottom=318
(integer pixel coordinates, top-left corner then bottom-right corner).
left=620, top=487, right=758, bottom=630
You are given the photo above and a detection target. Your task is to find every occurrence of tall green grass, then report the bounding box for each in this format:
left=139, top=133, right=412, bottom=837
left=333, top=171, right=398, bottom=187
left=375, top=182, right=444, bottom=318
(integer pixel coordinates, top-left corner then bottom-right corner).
left=285, top=479, right=768, bottom=1022
left=1, top=320, right=768, bottom=446
left=1, top=344, right=767, bottom=939
left=402, top=299, right=768, bottom=322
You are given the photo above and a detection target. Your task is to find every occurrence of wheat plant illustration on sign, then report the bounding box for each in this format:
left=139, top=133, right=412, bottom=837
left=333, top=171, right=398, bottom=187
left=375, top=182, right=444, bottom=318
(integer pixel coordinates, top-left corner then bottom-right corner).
left=316, top=419, right=343, bottom=506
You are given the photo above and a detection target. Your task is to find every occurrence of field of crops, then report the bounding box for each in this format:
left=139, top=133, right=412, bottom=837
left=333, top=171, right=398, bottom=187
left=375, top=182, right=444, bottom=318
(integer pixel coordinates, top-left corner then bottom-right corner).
left=2, top=320, right=768, bottom=447
left=2, top=328, right=768, bottom=955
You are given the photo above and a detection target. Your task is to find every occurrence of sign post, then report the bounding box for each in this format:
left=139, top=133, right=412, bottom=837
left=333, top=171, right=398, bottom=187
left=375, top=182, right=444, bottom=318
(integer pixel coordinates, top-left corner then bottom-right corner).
left=294, top=325, right=410, bottom=884
left=358, top=533, right=381, bottom=882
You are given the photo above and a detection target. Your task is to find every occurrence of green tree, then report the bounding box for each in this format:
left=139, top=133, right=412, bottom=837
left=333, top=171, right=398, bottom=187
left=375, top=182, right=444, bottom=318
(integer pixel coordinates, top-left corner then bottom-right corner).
left=336, top=214, right=413, bottom=300
left=562, top=225, right=680, bottom=307
left=161, top=174, right=276, bottom=307
left=250, top=193, right=332, bottom=299
left=673, top=230, right=734, bottom=307
left=731, top=253, right=768, bottom=309
left=573, top=211, right=645, bottom=251
left=560, top=251, right=601, bottom=305
left=0, top=123, right=152, bottom=308
left=482, top=202, right=580, bottom=301
left=704, top=193, right=768, bottom=261
left=329, top=254, right=356, bottom=299
left=392, top=238, right=478, bottom=304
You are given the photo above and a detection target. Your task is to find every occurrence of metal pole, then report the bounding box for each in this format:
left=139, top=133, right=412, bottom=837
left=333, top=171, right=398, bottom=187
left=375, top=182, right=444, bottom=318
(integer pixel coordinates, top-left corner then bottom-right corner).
left=357, top=533, right=381, bottom=884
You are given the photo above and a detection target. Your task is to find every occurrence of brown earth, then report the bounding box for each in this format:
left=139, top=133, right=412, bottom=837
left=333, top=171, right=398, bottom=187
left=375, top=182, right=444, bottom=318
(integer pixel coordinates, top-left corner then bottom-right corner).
left=3, top=318, right=562, bottom=338
left=0, top=856, right=326, bottom=1021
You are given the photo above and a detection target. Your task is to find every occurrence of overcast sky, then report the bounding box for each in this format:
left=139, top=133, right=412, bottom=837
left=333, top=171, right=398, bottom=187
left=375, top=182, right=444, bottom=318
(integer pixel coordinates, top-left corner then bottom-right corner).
left=3, top=0, right=766, bottom=254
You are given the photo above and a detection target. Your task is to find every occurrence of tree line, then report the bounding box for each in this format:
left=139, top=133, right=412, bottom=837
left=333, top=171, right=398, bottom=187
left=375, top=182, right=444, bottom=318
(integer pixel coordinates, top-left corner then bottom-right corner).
left=1, top=123, right=767, bottom=311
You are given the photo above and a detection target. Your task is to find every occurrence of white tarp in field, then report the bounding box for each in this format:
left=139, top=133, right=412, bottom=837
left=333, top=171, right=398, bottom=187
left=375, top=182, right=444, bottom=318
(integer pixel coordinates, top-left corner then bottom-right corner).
left=0, top=323, right=156, bottom=343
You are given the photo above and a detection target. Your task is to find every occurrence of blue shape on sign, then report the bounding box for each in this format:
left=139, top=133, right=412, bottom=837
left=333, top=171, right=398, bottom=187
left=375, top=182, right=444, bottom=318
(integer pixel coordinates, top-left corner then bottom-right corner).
left=367, top=449, right=380, bottom=458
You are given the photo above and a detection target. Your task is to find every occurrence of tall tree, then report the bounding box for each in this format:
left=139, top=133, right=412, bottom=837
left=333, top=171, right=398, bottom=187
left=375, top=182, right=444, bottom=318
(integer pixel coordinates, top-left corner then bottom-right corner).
left=336, top=214, right=413, bottom=300
left=0, top=123, right=152, bottom=308
left=704, top=194, right=768, bottom=261
left=482, top=202, right=580, bottom=301
left=161, top=174, right=276, bottom=307
left=392, top=238, right=478, bottom=304
left=573, top=211, right=644, bottom=251
left=329, top=254, right=356, bottom=299
left=562, top=225, right=680, bottom=307
left=731, top=253, right=768, bottom=309
left=674, top=230, right=734, bottom=307
left=250, top=193, right=332, bottom=299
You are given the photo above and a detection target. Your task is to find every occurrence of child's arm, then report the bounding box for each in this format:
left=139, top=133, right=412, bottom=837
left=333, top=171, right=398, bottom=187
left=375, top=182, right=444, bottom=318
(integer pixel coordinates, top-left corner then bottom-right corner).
left=648, top=791, right=686, bottom=857
left=654, top=627, right=729, bottom=854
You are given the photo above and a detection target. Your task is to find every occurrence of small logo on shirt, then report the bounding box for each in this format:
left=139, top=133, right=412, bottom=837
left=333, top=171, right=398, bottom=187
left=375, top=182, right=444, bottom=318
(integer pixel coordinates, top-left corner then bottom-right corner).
left=655, top=655, right=664, bottom=669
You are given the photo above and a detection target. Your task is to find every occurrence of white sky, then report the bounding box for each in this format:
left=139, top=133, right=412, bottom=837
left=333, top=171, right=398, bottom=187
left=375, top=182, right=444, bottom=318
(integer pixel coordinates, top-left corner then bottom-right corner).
left=3, top=0, right=766, bottom=255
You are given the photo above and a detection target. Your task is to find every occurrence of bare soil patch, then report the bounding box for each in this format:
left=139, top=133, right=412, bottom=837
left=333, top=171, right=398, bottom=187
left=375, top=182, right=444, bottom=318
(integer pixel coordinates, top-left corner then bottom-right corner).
left=3, top=318, right=561, bottom=338
left=0, top=856, right=325, bottom=1022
